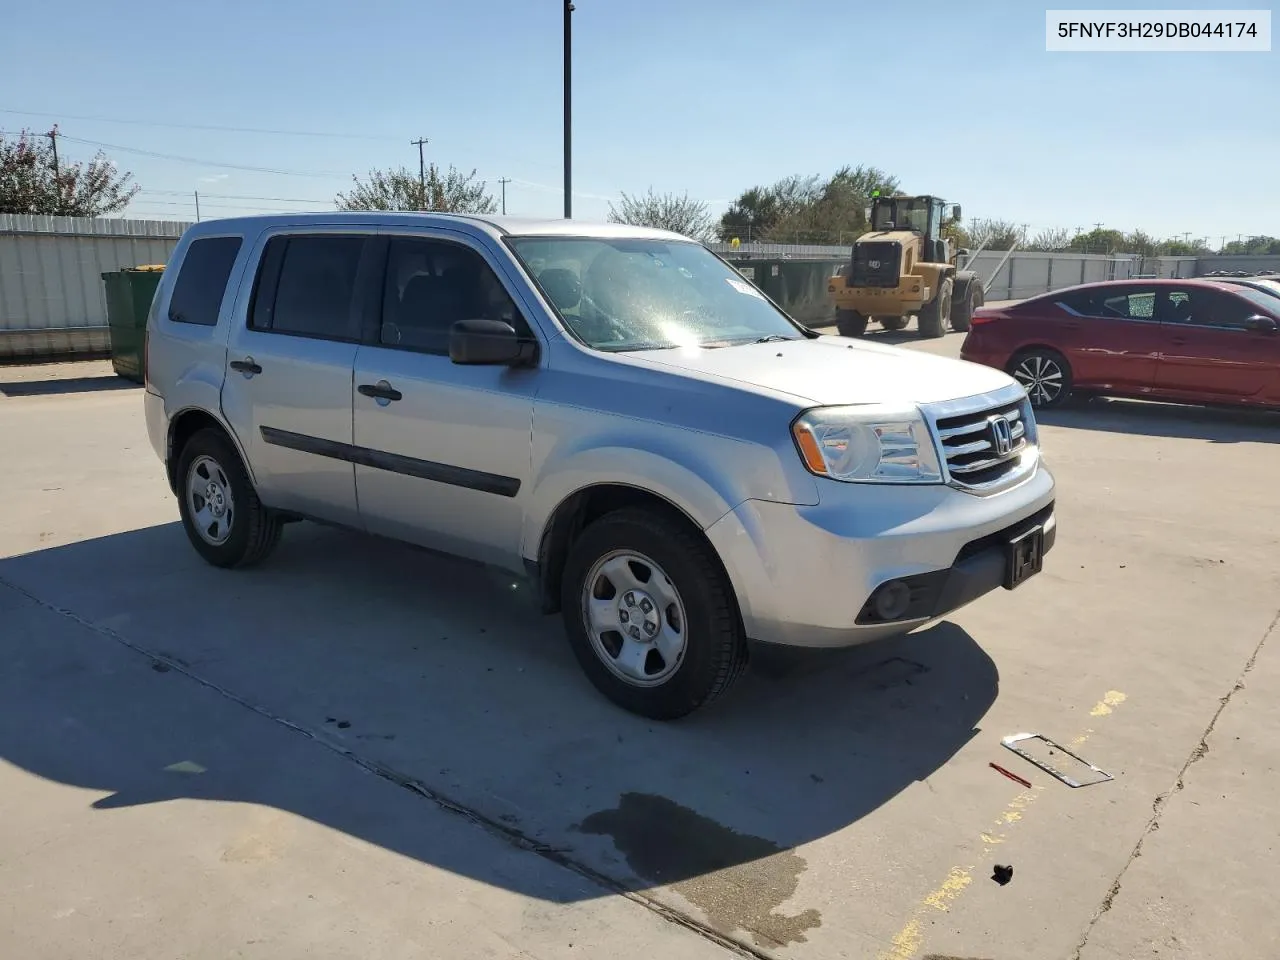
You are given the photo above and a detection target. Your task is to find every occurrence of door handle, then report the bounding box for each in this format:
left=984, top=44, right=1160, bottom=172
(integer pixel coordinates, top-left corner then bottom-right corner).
left=1169, top=338, right=1187, bottom=347
left=358, top=381, right=403, bottom=402
left=229, top=358, right=262, bottom=375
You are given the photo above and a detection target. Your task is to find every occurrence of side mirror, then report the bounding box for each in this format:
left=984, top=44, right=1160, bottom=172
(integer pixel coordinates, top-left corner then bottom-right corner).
left=863, top=206, right=872, bottom=222
left=952, top=204, right=962, bottom=221
left=449, top=318, right=537, bottom=366
left=958, top=248, right=971, bottom=257
left=1244, top=314, right=1278, bottom=333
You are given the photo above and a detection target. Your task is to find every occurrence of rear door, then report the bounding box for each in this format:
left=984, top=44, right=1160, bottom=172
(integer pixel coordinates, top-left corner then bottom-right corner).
left=1154, top=286, right=1278, bottom=399
left=221, top=230, right=378, bottom=526
left=1047, top=285, right=1161, bottom=391
left=350, top=232, right=541, bottom=570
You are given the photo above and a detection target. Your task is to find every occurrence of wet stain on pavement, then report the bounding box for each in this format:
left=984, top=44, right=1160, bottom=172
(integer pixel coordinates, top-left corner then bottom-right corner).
left=577, top=792, right=821, bottom=947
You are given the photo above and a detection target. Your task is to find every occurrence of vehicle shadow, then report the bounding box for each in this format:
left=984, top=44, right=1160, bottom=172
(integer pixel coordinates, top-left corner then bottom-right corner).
left=1039, top=396, right=1280, bottom=444
left=0, top=375, right=140, bottom=398
left=0, top=520, right=998, bottom=934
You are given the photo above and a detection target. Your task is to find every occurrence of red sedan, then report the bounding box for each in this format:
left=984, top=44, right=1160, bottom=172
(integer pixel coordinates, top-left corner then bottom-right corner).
left=960, top=279, right=1280, bottom=409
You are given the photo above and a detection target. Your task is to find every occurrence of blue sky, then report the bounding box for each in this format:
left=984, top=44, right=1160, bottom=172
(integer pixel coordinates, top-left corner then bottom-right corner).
left=1, top=0, right=1274, bottom=242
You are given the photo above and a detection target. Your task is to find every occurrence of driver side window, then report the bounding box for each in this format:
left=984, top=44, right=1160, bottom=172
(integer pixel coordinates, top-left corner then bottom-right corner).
left=380, top=238, right=531, bottom=355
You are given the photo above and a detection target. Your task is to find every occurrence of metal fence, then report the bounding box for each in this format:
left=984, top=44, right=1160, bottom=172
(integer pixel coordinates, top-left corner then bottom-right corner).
left=0, top=214, right=191, bottom=360
left=2, top=214, right=1276, bottom=363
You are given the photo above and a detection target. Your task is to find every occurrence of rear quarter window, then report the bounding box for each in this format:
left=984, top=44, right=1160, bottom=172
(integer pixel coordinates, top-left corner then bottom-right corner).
left=167, top=236, right=243, bottom=326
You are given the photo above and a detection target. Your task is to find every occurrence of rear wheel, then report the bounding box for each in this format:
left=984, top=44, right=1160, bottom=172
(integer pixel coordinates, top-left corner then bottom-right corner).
left=918, top=278, right=953, bottom=338
left=834, top=308, right=868, bottom=338
left=176, top=428, right=282, bottom=568
left=951, top=279, right=983, bottom=333
left=877, top=315, right=908, bottom=331
left=560, top=507, right=747, bottom=720
left=1010, top=348, right=1072, bottom=408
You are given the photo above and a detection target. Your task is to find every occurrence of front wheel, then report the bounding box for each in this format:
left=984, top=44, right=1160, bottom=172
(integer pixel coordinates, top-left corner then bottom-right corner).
left=560, top=507, right=747, bottom=720
left=918, top=278, right=953, bottom=338
left=834, top=308, right=868, bottom=338
left=1010, top=348, right=1073, bottom=408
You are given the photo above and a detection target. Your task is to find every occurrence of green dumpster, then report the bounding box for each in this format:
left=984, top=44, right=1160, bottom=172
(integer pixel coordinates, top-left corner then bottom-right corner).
left=102, top=265, right=164, bottom=382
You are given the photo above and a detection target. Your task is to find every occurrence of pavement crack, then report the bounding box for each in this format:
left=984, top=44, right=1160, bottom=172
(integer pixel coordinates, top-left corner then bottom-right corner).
left=1069, top=605, right=1279, bottom=960
left=0, top=575, right=766, bottom=960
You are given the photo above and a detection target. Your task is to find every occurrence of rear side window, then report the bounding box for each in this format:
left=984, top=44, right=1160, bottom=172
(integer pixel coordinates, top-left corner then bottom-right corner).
left=250, top=235, right=366, bottom=340
left=167, top=236, right=242, bottom=326
left=1100, top=289, right=1156, bottom=320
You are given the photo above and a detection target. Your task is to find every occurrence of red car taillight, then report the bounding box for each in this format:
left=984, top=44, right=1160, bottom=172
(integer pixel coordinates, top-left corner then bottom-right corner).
left=969, top=310, right=1006, bottom=326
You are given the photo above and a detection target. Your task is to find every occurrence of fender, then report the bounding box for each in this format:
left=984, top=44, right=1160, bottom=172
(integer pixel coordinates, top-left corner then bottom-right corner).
left=522, top=444, right=744, bottom=564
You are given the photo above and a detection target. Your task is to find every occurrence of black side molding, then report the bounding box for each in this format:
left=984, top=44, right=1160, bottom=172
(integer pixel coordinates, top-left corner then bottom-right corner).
left=259, top=426, right=520, bottom=498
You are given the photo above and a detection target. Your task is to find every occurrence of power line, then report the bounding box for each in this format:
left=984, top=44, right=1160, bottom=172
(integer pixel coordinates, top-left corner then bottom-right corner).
left=56, top=134, right=349, bottom=179
left=0, top=106, right=398, bottom=141
left=138, top=189, right=331, bottom=203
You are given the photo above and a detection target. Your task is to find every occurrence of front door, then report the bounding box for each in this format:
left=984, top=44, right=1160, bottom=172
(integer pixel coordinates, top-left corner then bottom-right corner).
left=222, top=231, right=376, bottom=526
left=1154, top=287, right=1278, bottom=399
left=1050, top=285, right=1162, bottom=392
left=351, top=234, right=541, bottom=571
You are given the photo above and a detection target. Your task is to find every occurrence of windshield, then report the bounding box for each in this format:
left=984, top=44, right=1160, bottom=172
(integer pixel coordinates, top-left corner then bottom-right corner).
left=1231, top=284, right=1280, bottom=314
left=872, top=199, right=930, bottom=233
left=508, top=237, right=804, bottom=351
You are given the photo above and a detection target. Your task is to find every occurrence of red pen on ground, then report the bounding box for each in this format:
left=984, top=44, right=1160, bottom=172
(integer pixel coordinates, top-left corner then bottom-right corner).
left=989, top=762, right=1032, bottom=788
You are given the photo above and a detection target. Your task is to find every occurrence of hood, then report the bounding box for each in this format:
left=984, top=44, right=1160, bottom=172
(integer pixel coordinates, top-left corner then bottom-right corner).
left=858, top=230, right=919, bottom=245
left=632, top=335, right=1017, bottom=407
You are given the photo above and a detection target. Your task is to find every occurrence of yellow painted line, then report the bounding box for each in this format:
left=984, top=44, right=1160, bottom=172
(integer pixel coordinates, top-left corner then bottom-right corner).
left=1090, top=690, right=1127, bottom=717
left=877, top=690, right=1126, bottom=960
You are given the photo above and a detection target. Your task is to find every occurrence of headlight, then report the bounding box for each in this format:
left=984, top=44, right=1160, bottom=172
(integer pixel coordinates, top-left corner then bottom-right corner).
left=792, top=405, right=942, bottom=484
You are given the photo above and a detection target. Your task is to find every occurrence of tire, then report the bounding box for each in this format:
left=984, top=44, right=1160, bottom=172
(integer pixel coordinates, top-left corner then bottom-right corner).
left=560, top=507, right=747, bottom=720
left=1009, top=348, right=1073, bottom=409
left=919, top=277, right=953, bottom=338
left=877, top=315, right=908, bottom=331
left=176, top=427, right=282, bottom=568
left=951, top=279, right=983, bottom=333
left=834, top=308, right=868, bottom=338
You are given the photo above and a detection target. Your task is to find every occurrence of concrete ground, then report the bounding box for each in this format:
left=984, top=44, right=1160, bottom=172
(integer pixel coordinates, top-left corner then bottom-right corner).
left=1, top=340, right=1277, bottom=960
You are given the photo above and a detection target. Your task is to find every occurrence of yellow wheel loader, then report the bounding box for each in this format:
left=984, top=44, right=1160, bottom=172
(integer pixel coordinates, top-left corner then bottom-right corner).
left=827, top=194, right=984, bottom=339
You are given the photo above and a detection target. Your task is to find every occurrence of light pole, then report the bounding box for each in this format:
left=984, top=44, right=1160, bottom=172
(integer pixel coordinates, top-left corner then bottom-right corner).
left=564, top=1, right=574, bottom=219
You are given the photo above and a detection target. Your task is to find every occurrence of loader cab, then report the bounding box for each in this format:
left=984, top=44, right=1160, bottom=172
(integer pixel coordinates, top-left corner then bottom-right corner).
left=868, top=195, right=958, bottom=265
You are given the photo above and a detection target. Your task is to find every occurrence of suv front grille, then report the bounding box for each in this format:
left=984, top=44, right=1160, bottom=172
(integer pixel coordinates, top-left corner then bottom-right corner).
left=931, top=395, right=1036, bottom=494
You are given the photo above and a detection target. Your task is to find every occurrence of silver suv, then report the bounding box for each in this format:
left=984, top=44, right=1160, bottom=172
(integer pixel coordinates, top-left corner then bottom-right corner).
left=144, top=213, right=1056, bottom=719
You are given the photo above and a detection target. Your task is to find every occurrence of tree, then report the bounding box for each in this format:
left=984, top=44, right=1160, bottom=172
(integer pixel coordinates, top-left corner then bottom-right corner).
left=0, top=129, right=139, bottom=216
left=336, top=164, right=497, bottom=214
left=607, top=188, right=713, bottom=240
left=1024, top=227, right=1074, bottom=252
left=717, top=166, right=899, bottom=243
left=969, top=219, right=1025, bottom=251
left=1068, top=227, right=1127, bottom=255
left=1221, top=235, right=1280, bottom=256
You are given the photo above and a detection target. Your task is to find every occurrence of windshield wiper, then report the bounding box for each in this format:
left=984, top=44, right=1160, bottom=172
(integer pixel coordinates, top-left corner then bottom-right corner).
left=751, top=335, right=797, bottom=343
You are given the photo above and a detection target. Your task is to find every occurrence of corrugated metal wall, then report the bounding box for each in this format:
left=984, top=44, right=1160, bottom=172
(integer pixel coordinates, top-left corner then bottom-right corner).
left=0, top=215, right=191, bottom=360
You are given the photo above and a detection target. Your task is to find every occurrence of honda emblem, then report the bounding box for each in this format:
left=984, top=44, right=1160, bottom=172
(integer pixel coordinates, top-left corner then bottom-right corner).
left=989, top=416, right=1013, bottom=457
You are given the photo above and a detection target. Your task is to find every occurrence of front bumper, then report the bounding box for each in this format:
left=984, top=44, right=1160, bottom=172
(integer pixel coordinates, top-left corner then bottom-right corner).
left=706, top=461, right=1056, bottom=648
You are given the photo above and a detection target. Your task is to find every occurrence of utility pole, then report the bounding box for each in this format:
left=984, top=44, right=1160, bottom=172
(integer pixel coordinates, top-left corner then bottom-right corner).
left=194, top=190, right=201, bottom=222
left=563, top=0, right=574, bottom=219
left=1181, top=232, right=1191, bottom=245
left=411, top=137, right=429, bottom=209
left=1093, top=222, right=1104, bottom=232
left=46, top=124, right=59, bottom=178
left=498, top=177, right=511, bottom=215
